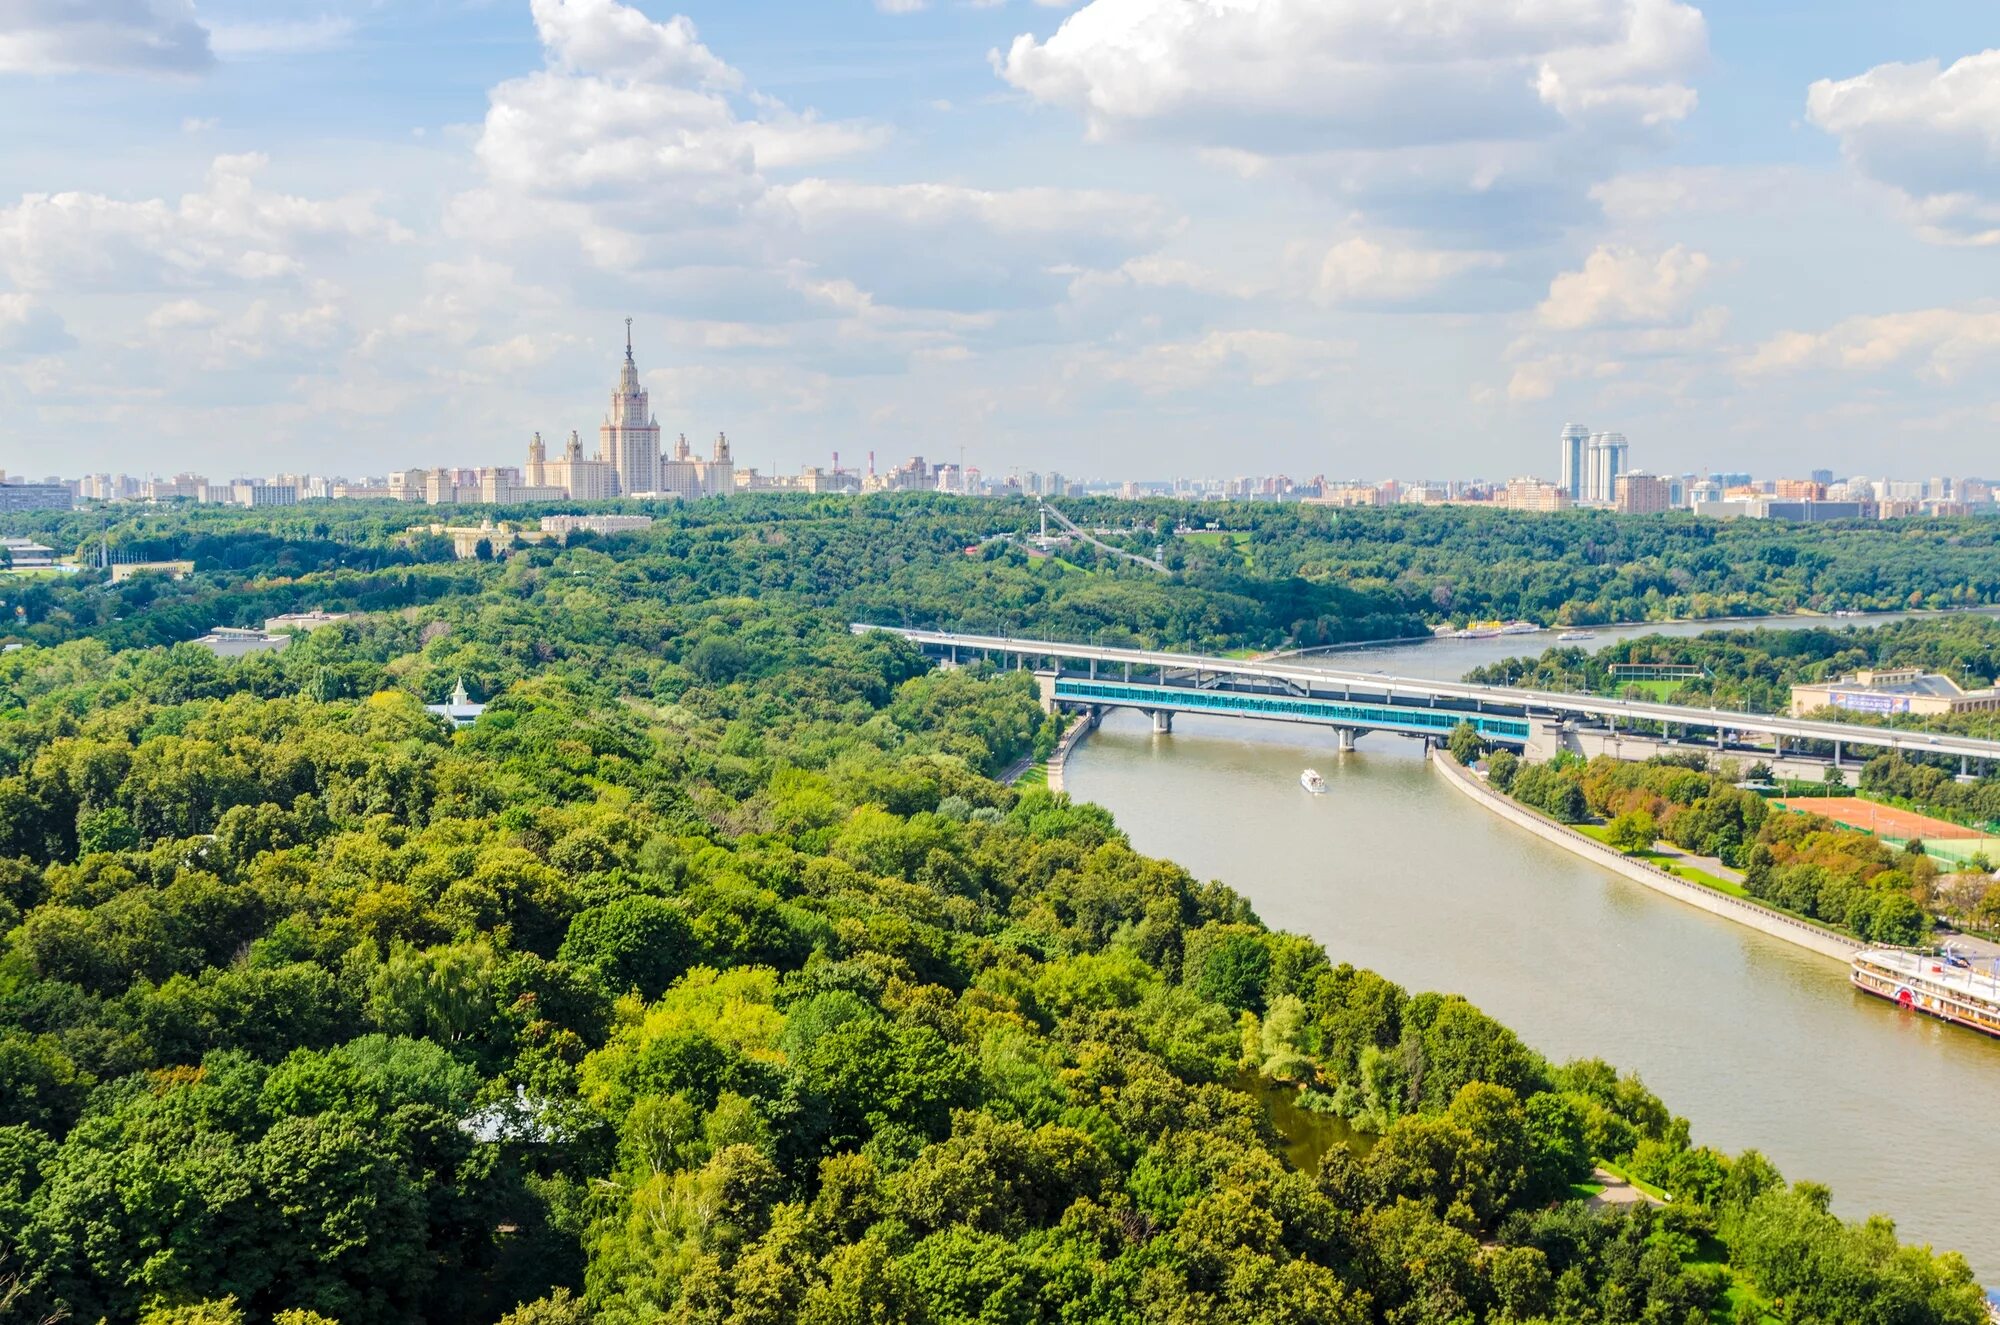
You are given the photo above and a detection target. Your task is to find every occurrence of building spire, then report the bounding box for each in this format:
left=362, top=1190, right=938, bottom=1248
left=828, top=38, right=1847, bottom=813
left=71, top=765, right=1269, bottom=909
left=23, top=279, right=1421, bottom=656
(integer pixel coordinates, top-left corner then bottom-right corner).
left=625, top=316, right=633, bottom=361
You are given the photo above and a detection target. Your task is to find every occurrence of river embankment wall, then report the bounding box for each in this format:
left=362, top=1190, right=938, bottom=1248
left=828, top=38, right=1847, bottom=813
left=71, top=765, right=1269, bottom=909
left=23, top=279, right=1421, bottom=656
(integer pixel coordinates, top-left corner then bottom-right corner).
left=1044, top=707, right=1101, bottom=795
left=1430, top=749, right=1861, bottom=963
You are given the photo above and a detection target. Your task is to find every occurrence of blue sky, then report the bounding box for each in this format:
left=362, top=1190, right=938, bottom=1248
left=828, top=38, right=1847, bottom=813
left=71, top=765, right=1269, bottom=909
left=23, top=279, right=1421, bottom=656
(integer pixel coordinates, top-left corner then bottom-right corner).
left=1, top=0, right=1997, bottom=483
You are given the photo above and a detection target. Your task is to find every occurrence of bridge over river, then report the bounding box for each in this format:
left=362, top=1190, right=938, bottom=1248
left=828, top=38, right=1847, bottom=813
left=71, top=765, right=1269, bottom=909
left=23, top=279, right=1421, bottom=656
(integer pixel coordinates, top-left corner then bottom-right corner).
left=855, top=625, right=2000, bottom=773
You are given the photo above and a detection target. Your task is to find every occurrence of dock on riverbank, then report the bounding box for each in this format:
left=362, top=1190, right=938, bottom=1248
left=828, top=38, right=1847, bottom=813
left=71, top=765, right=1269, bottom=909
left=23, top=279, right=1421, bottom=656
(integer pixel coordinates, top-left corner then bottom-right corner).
left=1430, top=748, right=1861, bottom=963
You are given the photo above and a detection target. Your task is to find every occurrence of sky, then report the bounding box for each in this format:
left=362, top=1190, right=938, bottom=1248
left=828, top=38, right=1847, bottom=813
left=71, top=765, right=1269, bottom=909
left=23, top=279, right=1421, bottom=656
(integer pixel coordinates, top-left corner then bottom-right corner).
left=0, top=0, right=1997, bottom=484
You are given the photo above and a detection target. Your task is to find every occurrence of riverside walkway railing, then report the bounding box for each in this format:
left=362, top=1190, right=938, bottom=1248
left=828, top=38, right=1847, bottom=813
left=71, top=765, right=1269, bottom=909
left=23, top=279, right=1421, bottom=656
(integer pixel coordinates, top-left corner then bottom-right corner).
left=1430, top=750, right=1862, bottom=961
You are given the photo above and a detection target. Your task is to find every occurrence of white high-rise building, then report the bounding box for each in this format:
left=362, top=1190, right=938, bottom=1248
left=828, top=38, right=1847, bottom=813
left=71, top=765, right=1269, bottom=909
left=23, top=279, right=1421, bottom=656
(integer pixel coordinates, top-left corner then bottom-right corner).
left=1558, top=424, right=1589, bottom=501
left=599, top=319, right=661, bottom=496
left=1584, top=431, right=1628, bottom=505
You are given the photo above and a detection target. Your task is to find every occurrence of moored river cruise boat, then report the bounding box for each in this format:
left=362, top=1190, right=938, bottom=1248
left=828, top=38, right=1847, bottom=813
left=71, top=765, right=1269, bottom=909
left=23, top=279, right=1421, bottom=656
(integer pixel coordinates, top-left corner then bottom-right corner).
left=1851, top=948, right=2000, bottom=1038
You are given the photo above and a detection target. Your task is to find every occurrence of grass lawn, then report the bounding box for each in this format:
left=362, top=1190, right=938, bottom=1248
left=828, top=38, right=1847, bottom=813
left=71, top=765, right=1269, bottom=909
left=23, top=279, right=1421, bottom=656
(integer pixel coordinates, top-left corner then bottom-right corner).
left=1661, top=861, right=1754, bottom=899
left=1600, top=679, right=1684, bottom=701
left=1013, top=764, right=1048, bottom=788
left=1572, top=826, right=1757, bottom=899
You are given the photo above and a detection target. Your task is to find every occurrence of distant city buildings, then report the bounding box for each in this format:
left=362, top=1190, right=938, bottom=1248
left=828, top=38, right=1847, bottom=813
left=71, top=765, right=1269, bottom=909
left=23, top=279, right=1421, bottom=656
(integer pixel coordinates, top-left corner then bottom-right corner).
left=14, top=344, right=1999, bottom=527
left=1790, top=668, right=2000, bottom=718
left=1613, top=473, right=1671, bottom=515
left=1498, top=477, right=1572, bottom=512
left=539, top=514, right=654, bottom=537
left=1552, top=425, right=1630, bottom=505
left=0, top=474, right=73, bottom=512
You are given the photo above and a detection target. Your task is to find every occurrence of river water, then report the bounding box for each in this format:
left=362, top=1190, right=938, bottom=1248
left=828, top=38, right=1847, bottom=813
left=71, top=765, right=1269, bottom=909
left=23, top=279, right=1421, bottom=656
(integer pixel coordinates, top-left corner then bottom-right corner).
left=1065, top=610, right=2000, bottom=1285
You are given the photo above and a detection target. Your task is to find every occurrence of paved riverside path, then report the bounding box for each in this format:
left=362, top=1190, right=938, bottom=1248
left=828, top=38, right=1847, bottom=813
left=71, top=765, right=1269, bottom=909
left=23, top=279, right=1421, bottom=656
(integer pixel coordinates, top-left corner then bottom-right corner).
left=1646, top=841, right=1746, bottom=885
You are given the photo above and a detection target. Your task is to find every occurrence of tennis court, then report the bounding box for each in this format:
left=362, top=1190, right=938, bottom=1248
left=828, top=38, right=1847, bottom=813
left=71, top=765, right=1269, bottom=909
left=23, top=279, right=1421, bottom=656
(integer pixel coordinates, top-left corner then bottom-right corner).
left=1775, top=797, right=1989, bottom=841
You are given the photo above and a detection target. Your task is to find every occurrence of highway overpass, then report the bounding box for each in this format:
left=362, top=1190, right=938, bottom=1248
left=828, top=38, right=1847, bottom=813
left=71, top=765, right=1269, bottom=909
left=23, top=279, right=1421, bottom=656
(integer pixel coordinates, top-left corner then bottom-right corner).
left=854, top=625, right=2000, bottom=771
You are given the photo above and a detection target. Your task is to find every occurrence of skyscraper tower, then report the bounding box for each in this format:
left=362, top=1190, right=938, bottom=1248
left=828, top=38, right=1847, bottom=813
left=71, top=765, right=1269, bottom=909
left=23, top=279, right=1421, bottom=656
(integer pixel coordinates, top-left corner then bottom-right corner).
left=524, top=432, right=547, bottom=488
left=1559, top=423, right=1589, bottom=502
left=599, top=318, right=661, bottom=496
left=1585, top=432, right=1629, bottom=505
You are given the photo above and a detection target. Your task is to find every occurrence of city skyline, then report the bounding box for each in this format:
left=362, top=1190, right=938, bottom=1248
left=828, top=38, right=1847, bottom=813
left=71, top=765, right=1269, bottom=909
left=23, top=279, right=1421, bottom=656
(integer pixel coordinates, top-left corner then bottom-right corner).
left=22, top=330, right=2000, bottom=505
left=1, top=2, right=1998, bottom=478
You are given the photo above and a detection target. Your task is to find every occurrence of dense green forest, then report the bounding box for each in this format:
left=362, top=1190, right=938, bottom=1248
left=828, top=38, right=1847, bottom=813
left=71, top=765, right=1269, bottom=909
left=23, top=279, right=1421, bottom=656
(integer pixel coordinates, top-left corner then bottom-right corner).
left=1147, top=505, right=2000, bottom=626
left=9, top=498, right=2000, bottom=661
left=0, top=500, right=1988, bottom=1323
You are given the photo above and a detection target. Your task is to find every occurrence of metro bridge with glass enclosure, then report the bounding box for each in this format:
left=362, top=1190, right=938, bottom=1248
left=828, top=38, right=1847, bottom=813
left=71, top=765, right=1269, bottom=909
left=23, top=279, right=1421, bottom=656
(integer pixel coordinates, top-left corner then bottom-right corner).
left=854, top=625, right=2000, bottom=771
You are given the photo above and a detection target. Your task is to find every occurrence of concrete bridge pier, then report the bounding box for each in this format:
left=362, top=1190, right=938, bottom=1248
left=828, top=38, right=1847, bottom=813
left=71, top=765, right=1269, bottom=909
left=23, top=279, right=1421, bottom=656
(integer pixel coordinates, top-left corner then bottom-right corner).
left=1335, top=728, right=1357, bottom=753
left=1149, top=709, right=1174, bottom=735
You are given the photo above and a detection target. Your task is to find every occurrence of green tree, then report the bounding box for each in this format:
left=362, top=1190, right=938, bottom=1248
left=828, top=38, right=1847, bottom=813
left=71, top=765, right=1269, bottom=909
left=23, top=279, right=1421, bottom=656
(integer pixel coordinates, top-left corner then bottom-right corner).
left=1605, top=809, right=1657, bottom=854
left=558, top=896, right=695, bottom=999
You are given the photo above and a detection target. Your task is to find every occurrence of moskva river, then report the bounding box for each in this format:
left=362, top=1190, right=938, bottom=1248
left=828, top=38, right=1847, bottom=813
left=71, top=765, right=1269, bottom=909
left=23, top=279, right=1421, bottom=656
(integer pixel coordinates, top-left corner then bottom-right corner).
left=1066, top=613, right=2000, bottom=1286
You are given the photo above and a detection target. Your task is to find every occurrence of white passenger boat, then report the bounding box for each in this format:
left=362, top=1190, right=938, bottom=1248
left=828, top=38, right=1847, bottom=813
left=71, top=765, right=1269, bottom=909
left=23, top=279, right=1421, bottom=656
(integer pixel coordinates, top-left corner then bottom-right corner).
left=1556, top=630, right=1597, bottom=642
left=1300, top=769, right=1327, bottom=794
left=1851, top=947, right=2000, bottom=1038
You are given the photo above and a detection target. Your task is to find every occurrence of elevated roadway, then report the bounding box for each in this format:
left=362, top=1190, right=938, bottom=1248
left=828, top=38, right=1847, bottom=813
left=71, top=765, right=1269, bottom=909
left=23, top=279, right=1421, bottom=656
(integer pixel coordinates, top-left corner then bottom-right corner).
left=854, top=625, right=2000, bottom=769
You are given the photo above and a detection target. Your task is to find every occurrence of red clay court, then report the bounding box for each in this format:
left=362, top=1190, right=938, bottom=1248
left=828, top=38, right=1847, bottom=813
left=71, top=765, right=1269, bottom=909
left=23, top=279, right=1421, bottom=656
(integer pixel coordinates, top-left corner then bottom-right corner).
left=1775, top=797, right=1989, bottom=841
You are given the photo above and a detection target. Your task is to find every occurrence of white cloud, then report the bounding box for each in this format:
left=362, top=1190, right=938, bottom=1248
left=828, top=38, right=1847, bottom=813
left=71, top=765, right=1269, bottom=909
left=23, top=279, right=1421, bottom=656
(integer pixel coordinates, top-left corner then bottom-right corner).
left=0, top=0, right=211, bottom=75
left=1504, top=297, right=1727, bottom=402
left=997, top=0, right=1704, bottom=149
left=1741, top=305, right=2000, bottom=380
left=0, top=293, right=73, bottom=359
left=530, top=0, right=737, bottom=86
left=1589, top=165, right=1811, bottom=223
left=996, top=0, right=1705, bottom=245
left=1068, top=254, right=1262, bottom=301
left=143, top=297, right=220, bottom=333
left=1092, top=328, right=1352, bottom=393
left=458, top=0, right=1162, bottom=328
left=1807, top=50, right=2000, bottom=246
left=143, top=296, right=350, bottom=372
left=758, top=179, right=1168, bottom=311
left=1312, top=236, right=1502, bottom=305
left=0, top=153, right=406, bottom=292
left=471, top=4, right=879, bottom=227
left=1537, top=244, right=1711, bottom=329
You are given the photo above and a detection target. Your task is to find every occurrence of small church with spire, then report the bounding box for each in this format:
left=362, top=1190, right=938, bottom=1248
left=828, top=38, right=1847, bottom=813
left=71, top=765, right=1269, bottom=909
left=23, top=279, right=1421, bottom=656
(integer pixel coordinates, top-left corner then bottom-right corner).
left=426, top=677, right=486, bottom=728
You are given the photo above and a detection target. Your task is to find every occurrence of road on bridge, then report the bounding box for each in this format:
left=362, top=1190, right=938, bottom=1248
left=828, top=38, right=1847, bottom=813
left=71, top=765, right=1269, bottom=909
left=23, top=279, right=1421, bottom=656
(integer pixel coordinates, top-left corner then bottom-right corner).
left=855, top=625, right=2000, bottom=770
